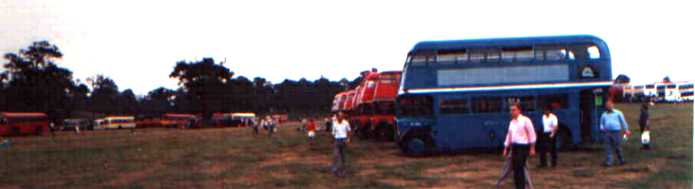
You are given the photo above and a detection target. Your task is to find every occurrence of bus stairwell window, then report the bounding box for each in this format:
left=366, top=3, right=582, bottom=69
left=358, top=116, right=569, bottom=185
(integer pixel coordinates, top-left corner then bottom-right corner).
left=587, top=46, right=601, bottom=59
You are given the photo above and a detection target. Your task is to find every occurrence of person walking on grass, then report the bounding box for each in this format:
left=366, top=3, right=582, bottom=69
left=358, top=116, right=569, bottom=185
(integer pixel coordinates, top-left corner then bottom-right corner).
left=496, top=155, right=533, bottom=189
left=306, top=118, right=317, bottom=145
left=538, top=105, right=558, bottom=168
left=502, top=103, right=536, bottom=189
left=266, top=116, right=276, bottom=137
left=252, top=117, right=260, bottom=136
left=332, top=112, right=351, bottom=177
left=600, top=100, right=631, bottom=167
left=639, top=102, right=651, bottom=150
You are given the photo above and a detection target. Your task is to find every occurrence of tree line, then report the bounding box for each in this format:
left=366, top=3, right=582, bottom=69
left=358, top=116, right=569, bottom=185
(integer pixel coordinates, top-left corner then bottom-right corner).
left=0, top=41, right=363, bottom=122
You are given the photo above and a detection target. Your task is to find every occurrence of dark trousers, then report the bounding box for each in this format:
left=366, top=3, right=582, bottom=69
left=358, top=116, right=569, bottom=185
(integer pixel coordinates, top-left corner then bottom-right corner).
left=333, top=138, right=348, bottom=176
left=539, top=132, right=557, bottom=166
left=603, top=131, right=625, bottom=165
left=268, top=125, right=275, bottom=137
left=512, top=144, right=530, bottom=189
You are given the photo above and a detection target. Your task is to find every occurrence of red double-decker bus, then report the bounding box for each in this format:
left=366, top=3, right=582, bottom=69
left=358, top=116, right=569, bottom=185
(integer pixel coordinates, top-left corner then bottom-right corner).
left=0, top=112, right=50, bottom=136
left=332, top=70, right=402, bottom=141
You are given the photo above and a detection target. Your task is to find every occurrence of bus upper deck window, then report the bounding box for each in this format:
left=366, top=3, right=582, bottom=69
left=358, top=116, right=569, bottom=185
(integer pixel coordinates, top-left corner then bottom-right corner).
left=534, top=50, right=544, bottom=62
left=587, top=46, right=601, bottom=59
left=501, top=51, right=515, bottom=63
left=546, top=49, right=567, bottom=61
left=516, top=49, right=534, bottom=62
left=436, top=54, right=456, bottom=63
left=486, top=51, right=500, bottom=63
left=411, top=55, right=427, bottom=66
left=437, top=50, right=466, bottom=64
left=469, top=52, right=485, bottom=63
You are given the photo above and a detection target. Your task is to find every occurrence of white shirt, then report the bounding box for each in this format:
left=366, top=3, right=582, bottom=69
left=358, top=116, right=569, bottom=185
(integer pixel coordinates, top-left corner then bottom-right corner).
left=542, top=113, right=558, bottom=133
left=332, top=120, right=351, bottom=139
left=504, top=115, right=537, bottom=147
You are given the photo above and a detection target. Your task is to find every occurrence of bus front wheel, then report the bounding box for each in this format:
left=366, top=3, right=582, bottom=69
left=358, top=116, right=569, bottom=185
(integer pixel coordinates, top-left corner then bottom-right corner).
left=402, top=136, right=431, bottom=156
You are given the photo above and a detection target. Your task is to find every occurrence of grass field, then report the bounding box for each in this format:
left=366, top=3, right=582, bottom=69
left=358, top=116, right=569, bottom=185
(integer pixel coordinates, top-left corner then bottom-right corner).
left=0, top=103, right=691, bottom=188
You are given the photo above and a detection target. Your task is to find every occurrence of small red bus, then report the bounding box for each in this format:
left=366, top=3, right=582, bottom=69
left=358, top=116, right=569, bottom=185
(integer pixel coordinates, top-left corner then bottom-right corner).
left=0, top=112, right=50, bottom=136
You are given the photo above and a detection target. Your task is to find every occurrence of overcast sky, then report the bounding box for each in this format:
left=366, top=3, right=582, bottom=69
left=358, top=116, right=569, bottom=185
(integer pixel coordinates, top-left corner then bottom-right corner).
left=1, top=0, right=693, bottom=94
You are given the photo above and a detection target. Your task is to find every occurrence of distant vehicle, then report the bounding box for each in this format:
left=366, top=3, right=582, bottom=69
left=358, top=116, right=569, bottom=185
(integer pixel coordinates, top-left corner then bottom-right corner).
left=664, top=83, right=680, bottom=102
left=270, top=113, right=288, bottom=124
left=62, top=118, right=91, bottom=131
left=94, top=116, right=136, bottom=130
left=212, top=112, right=256, bottom=127
left=135, top=118, right=162, bottom=128
left=339, top=70, right=402, bottom=141
left=343, top=90, right=357, bottom=111
left=396, top=35, right=614, bottom=155
left=678, top=83, right=694, bottom=101
left=643, top=84, right=657, bottom=99
left=161, top=113, right=198, bottom=128
left=0, top=112, right=49, bottom=136
left=656, top=83, right=667, bottom=102
left=331, top=92, right=348, bottom=112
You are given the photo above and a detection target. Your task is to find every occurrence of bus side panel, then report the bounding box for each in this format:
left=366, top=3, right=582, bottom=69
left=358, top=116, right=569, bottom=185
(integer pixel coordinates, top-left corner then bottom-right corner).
left=436, top=114, right=508, bottom=151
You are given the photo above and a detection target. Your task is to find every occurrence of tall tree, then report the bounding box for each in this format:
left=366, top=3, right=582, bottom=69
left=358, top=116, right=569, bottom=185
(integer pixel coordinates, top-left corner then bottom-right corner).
left=86, top=75, right=120, bottom=114
left=1, top=41, right=77, bottom=121
left=169, top=58, right=234, bottom=118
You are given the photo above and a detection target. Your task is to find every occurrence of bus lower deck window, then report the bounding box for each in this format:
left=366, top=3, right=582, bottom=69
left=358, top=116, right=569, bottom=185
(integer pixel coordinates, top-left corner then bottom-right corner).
left=472, top=97, right=502, bottom=113
left=440, top=99, right=470, bottom=114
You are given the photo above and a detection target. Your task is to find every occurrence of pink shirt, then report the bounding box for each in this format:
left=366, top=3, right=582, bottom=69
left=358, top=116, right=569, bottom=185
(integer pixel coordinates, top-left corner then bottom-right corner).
left=504, top=115, right=537, bottom=147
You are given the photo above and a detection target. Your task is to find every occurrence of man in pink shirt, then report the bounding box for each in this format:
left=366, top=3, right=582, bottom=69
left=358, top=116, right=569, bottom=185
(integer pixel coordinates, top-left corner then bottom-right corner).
left=503, top=103, right=537, bottom=189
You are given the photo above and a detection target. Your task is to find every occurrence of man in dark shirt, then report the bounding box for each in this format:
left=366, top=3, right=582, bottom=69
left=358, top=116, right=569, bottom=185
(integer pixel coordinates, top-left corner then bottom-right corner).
left=639, top=102, right=651, bottom=150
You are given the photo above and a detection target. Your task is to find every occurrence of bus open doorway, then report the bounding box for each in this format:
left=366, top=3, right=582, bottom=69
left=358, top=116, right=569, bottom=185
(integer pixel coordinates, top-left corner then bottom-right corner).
left=580, top=88, right=606, bottom=144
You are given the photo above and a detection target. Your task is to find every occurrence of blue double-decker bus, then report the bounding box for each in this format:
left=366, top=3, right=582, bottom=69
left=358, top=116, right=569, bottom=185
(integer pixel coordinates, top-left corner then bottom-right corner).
left=395, top=35, right=614, bottom=155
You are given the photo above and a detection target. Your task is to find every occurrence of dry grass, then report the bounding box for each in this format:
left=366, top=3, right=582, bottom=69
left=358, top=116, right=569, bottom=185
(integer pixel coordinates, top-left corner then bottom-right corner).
left=0, top=103, right=691, bottom=188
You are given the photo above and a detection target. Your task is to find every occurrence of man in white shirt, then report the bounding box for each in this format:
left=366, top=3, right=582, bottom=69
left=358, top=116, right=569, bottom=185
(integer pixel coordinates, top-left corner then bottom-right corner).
left=331, top=112, right=351, bottom=177
left=539, top=105, right=559, bottom=168
left=503, top=103, right=536, bottom=189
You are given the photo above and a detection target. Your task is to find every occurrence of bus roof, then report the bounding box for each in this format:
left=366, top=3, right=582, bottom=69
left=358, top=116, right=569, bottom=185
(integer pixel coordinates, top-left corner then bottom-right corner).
left=105, top=116, right=134, bottom=119
left=164, top=113, right=197, bottom=118
left=410, top=35, right=609, bottom=58
left=0, top=112, right=47, bottom=118
left=231, top=112, right=256, bottom=117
